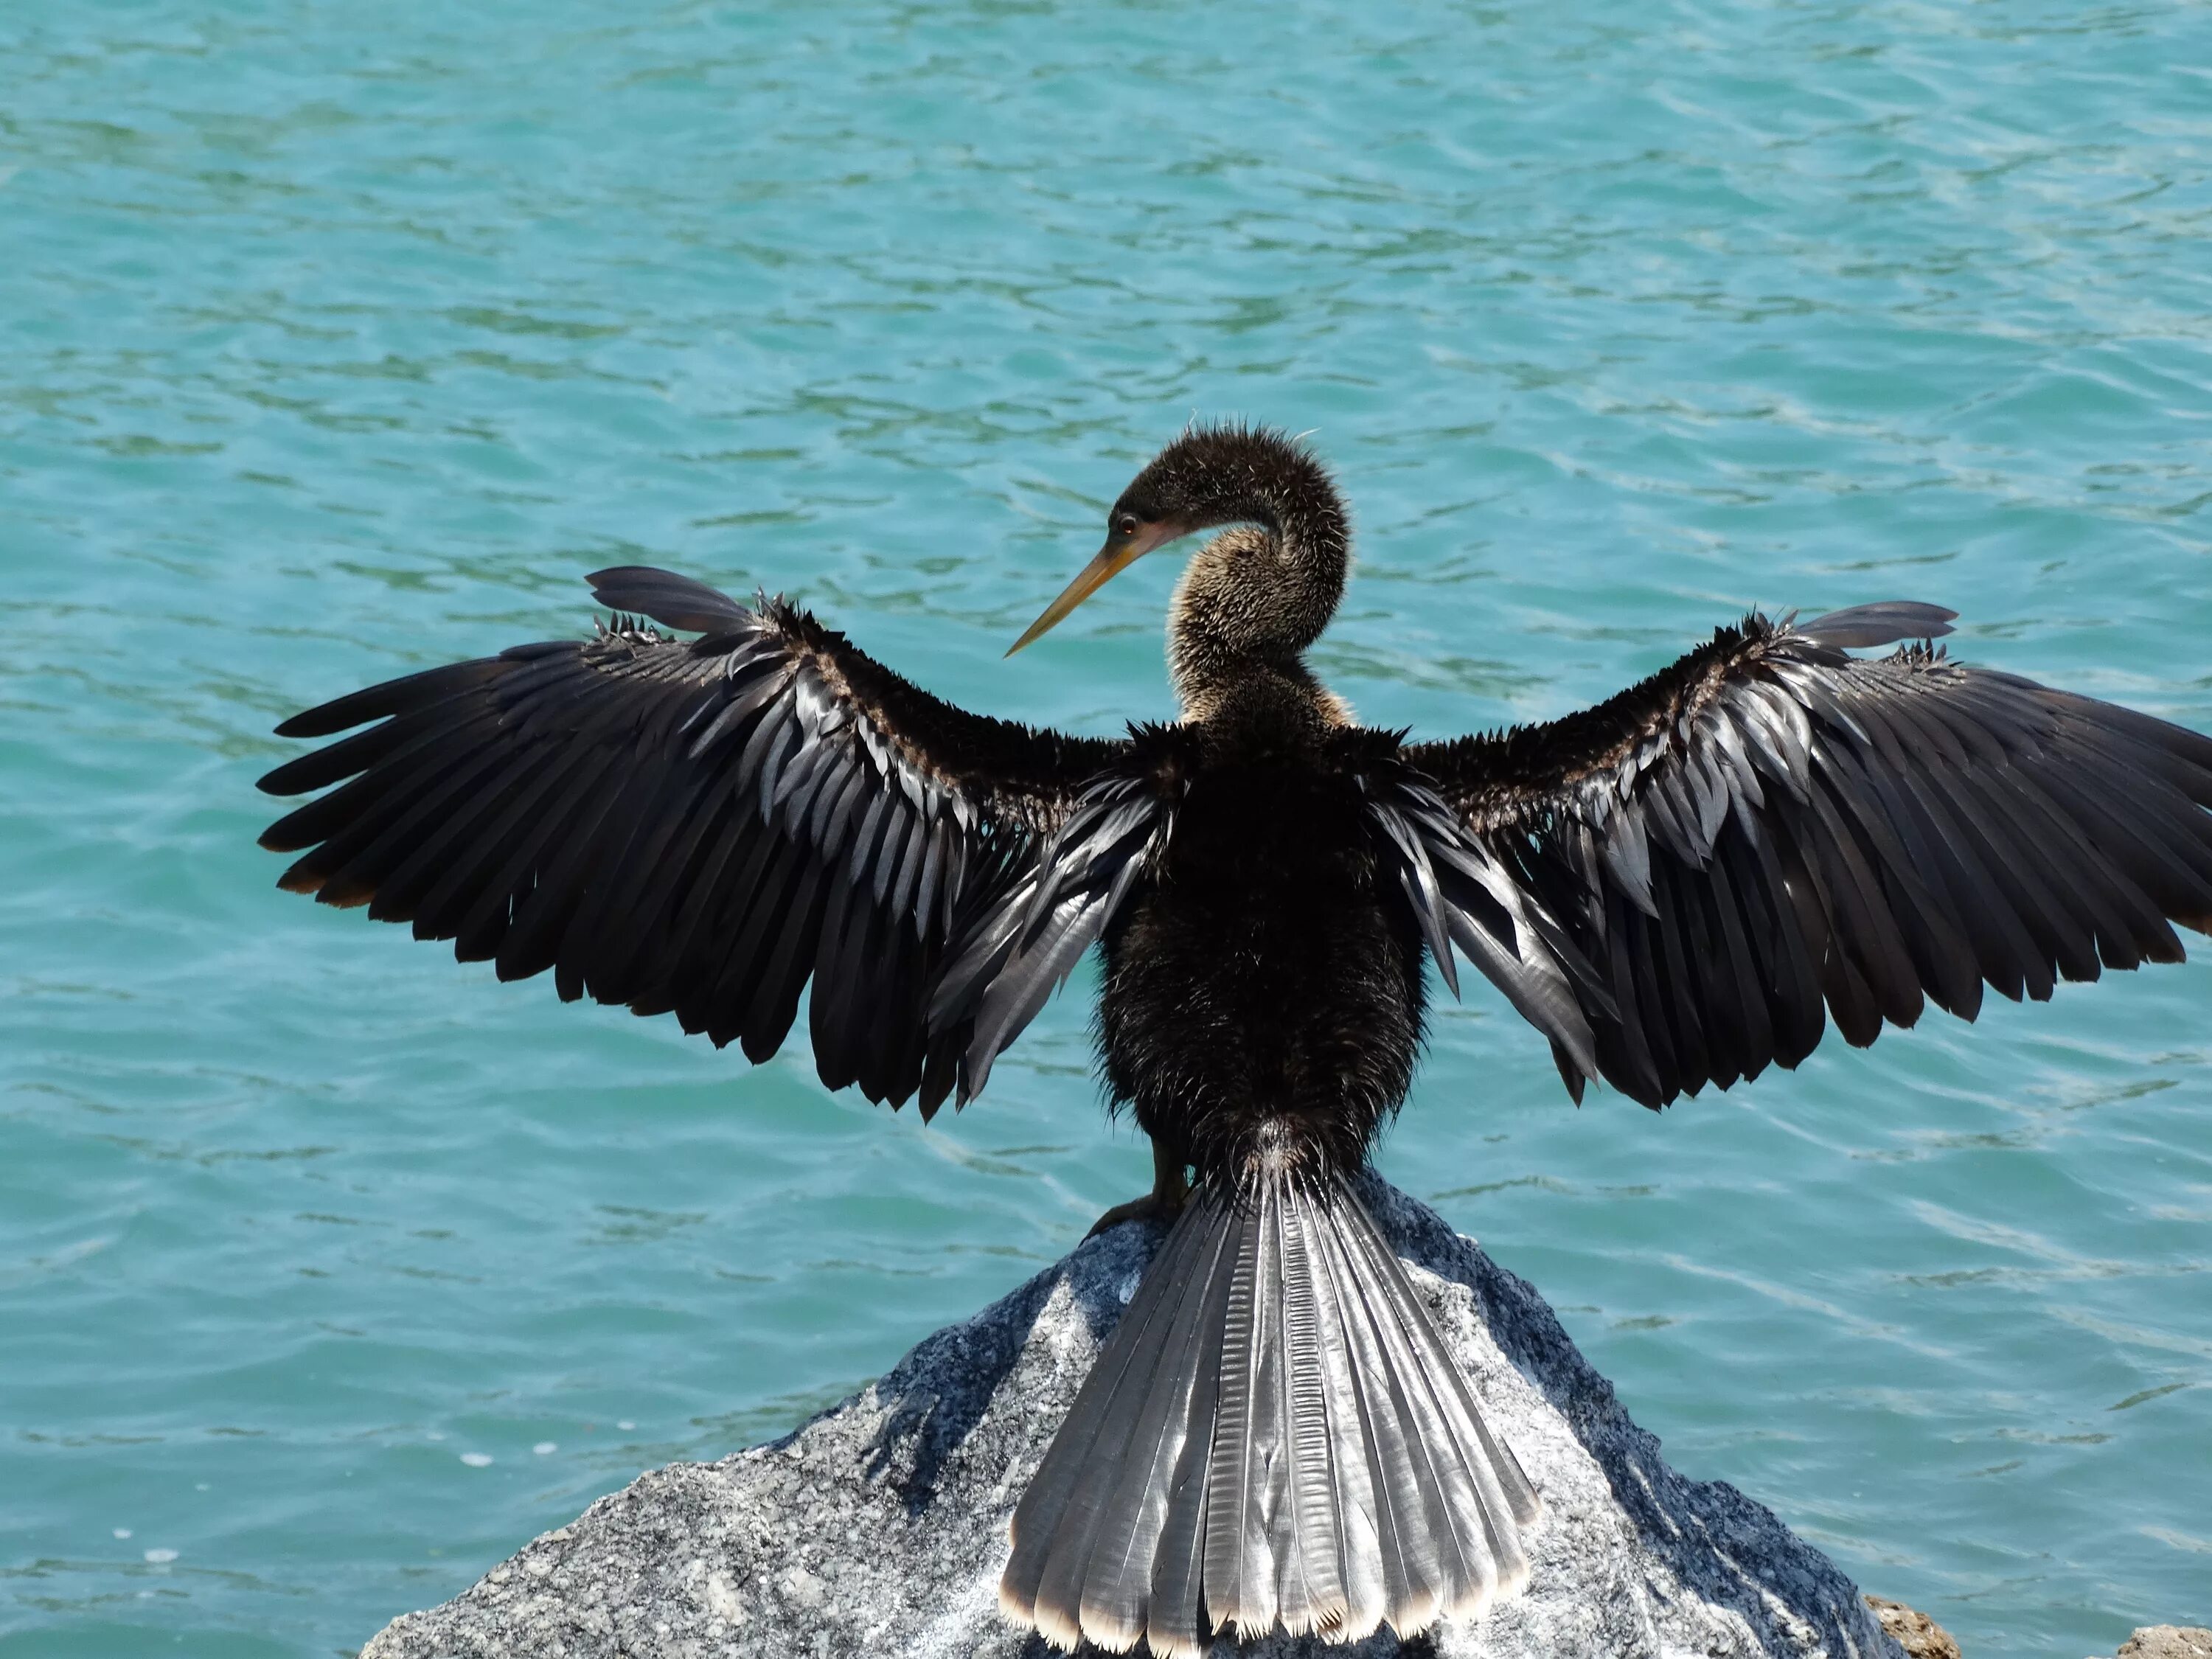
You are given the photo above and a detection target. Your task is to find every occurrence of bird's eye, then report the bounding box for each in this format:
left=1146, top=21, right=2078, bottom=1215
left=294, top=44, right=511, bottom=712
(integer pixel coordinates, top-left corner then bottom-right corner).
left=1116, top=515, right=1139, bottom=538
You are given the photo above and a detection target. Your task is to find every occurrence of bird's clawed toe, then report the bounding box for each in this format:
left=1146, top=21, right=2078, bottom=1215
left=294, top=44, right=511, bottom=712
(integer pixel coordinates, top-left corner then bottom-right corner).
left=1085, top=1144, right=1192, bottom=1238
left=1085, top=1188, right=1187, bottom=1238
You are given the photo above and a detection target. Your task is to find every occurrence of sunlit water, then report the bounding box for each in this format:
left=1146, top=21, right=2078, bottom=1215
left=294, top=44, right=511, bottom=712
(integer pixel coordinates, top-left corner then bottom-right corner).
left=4, top=2, right=2211, bottom=1654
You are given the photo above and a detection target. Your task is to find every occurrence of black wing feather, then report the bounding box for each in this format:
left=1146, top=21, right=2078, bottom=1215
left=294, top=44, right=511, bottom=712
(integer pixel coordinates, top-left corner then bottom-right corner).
left=1405, top=603, right=2212, bottom=1107
left=257, top=566, right=1131, bottom=1110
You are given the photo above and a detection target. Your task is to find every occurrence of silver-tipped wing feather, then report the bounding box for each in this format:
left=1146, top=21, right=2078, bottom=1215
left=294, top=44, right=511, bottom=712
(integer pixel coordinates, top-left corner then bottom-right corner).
left=257, top=566, right=1137, bottom=1117
left=1403, top=602, right=2212, bottom=1107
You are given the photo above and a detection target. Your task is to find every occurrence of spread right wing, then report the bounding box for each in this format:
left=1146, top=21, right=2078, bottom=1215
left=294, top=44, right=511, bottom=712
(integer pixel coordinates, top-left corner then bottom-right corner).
left=1399, top=603, right=2212, bottom=1108
left=257, top=566, right=1156, bottom=1116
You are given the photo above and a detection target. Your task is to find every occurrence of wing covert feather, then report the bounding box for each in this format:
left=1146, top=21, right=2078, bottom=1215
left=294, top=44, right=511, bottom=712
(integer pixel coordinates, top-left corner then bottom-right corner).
left=1404, top=603, right=2212, bottom=1107
left=259, top=566, right=1143, bottom=1115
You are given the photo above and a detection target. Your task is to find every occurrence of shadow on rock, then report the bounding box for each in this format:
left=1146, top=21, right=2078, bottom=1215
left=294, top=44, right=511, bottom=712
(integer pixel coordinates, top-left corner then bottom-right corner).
left=364, top=1178, right=1910, bottom=1659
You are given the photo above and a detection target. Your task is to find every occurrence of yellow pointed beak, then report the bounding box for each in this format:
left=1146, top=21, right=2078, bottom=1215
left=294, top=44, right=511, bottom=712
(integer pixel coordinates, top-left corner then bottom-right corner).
left=1006, top=523, right=1179, bottom=656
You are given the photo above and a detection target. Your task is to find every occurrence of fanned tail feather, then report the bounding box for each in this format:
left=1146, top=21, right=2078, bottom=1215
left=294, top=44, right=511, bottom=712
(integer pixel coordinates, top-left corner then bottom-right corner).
left=1001, top=1173, right=1540, bottom=1654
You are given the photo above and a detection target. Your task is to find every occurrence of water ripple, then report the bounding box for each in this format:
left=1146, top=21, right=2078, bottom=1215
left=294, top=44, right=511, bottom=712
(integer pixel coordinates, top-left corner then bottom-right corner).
left=4, top=1, right=2210, bottom=1654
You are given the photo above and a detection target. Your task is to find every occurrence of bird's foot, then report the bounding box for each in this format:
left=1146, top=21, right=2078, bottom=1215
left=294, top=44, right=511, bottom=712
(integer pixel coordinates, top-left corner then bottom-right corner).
left=1085, top=1188, right=1187, bottom=1239
left=1085, top=1145, right=1191, bottom=1238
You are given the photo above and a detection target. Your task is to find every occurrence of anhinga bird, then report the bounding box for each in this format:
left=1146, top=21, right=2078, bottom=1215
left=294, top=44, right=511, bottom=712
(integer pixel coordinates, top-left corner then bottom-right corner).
left=258, top=424, right=2212, bottom=1655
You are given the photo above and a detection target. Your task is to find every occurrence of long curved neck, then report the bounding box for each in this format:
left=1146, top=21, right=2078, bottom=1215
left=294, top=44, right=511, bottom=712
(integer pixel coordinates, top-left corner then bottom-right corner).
left=1166, top=468, right=1351, bottom=728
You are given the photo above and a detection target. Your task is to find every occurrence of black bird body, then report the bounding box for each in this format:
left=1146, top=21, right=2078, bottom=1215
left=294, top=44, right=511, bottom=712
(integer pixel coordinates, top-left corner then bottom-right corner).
left=1083, top=430, right=1427, bottom=1187
left=256, top=424, right=2212, bottom=1655
left=1100, top=721, right=1427, bottom=1186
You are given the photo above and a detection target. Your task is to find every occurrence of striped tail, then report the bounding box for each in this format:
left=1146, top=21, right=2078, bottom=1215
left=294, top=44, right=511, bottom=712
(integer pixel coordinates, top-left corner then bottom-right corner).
left=999, top=1172, right=1542, bottom=1655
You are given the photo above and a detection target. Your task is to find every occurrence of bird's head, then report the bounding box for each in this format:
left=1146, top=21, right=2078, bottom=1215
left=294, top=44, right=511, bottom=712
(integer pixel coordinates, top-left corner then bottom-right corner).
left=1007, top=424, right=1344, bottom=656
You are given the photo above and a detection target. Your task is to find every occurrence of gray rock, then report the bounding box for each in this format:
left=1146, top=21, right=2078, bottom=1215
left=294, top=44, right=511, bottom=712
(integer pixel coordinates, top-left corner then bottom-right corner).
left=363, top=1175, right=1904, bottom=1658
left=2115, top=1630, right=2212, bottom=1659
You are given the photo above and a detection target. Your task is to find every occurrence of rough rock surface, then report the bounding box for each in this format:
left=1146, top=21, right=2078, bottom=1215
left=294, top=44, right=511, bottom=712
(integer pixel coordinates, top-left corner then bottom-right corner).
left=2115, top=1630, right=2212, bottom=1659
left=364, top=1175, right=1904, bottom=1658
left=1863, top=1596, right=1959, bottom=1659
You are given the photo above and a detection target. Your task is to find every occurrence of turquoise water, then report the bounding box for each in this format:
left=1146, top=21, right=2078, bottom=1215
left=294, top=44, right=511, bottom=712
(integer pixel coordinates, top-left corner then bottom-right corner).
left=4, top=1, right=2211, bottom=1653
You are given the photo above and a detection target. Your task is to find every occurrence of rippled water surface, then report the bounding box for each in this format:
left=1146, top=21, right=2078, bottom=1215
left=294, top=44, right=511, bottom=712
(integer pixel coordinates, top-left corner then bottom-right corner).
left=6, top=2, right=2212, bottom=1654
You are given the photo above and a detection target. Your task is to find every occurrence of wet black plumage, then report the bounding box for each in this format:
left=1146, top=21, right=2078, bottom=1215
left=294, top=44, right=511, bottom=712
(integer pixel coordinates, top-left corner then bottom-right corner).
left=258, top=424, right=2212, bottom=1654
left=1096, top=722, right=1429, bottom=1183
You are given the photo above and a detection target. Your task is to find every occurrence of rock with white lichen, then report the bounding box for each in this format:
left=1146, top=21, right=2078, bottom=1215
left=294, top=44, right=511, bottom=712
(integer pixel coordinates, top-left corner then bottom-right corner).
left=2111, top=1630, right=2212, bottom=1659
left=361, top=1174, right=1910, bottom=1658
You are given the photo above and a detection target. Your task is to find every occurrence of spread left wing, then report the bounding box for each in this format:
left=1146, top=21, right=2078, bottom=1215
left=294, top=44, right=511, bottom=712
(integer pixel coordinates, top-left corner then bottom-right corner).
left=1400, top=603, right=2212, bottom=1107
left=257, top=566, right=1151, bottom=1116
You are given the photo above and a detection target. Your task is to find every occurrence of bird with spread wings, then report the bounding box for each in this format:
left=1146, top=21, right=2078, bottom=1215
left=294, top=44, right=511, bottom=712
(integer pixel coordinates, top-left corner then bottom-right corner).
left=259, top=426, right=2212, bottom=1654
left=260, top=572, right=2211, bottom=1121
